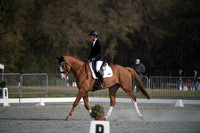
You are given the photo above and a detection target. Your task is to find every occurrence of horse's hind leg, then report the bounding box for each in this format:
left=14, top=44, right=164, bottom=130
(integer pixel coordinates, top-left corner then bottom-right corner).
left=120, top=74, right=143, bottom=118
left=126, top=90, right=143, bottom=118
left=105, top=85, right=119, bottom=120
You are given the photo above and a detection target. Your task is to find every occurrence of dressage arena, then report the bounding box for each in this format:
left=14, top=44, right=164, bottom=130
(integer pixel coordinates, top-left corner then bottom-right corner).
left=0, top=98, right=200, bottom=133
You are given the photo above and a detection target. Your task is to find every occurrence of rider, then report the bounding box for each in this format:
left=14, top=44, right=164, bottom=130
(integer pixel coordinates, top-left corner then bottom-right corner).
left=86, top=30, right=106, bottom=89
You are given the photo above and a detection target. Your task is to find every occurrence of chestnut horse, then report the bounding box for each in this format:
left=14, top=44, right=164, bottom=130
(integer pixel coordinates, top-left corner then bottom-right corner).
left=57, top=56, right=151, bottom=120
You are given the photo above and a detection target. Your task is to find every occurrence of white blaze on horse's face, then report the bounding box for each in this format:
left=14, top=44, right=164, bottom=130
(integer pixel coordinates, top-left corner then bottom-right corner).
left=59, top=62, right=68, bottom=80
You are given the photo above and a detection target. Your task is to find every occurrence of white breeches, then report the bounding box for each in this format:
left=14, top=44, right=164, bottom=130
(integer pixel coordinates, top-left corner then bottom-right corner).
left=96, top=61, right=103, bottom=72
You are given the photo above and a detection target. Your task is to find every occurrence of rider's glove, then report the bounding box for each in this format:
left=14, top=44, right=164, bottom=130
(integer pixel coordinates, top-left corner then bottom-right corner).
left=91, top=57, right=95, bottom=62
left=84, top=58, right=90, bottom=63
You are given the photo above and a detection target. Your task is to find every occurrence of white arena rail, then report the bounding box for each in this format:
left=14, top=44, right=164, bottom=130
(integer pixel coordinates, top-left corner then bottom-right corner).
left=1, top=97, right=200, bottom=107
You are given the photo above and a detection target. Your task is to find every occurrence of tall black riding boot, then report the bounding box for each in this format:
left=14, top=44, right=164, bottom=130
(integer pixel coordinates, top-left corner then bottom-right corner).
left=97, top=71, right=106, bottom=88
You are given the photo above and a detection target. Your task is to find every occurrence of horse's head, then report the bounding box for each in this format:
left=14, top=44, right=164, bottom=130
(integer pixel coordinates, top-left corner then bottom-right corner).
left=57, top=56, right=72, bottom=80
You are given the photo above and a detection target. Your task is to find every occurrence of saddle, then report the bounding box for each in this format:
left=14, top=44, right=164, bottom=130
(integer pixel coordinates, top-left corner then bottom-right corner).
left=88, top=60, right=113, bottom=91
left=88, top=61, right=113, bottom=79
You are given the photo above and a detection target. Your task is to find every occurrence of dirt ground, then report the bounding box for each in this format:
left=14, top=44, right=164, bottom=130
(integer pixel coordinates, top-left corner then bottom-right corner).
left=0, top=102, right=200, bottom=133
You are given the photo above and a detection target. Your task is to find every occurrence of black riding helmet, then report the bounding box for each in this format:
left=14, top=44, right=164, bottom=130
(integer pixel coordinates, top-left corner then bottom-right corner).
left=89, top=30, right=98, bottom=37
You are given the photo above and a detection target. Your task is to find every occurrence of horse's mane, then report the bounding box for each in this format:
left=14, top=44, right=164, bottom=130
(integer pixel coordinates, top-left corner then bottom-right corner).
left=63, top=55, right=84, bottom=65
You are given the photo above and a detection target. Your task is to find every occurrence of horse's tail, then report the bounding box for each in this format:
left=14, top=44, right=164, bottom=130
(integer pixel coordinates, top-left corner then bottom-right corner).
left=126, top=67, right=151, bottom=99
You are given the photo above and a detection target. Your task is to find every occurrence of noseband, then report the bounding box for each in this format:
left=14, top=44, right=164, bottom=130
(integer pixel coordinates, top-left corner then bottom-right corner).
left=60, top=61, right=72, bottom=75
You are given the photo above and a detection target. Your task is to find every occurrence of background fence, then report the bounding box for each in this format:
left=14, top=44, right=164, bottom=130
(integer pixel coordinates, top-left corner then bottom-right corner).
left=0, top=73, right=200, bottom=99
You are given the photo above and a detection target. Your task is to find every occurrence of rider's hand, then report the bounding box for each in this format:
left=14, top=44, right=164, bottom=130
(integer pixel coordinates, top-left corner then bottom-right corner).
left=91, top=57, right=95, bottom=62
left=84, top=58, right=89, bottom=63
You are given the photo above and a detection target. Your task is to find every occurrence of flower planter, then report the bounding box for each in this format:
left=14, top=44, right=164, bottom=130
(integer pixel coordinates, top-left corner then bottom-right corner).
left=90, top=104, right=105, bottom=121
left=96, top=116, right=104, bottom=121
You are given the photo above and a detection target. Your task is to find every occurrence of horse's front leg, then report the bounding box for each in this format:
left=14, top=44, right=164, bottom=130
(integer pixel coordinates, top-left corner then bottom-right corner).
left=66, top=90, right=85, bottom=120
left=83, top=92, right=91, bottom=113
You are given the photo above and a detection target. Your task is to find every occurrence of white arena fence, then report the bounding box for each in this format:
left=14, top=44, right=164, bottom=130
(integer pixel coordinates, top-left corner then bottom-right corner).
left=0, top=73, right=199, bottom=99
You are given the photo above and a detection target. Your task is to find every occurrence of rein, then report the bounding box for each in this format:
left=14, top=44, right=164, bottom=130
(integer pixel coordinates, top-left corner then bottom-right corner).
left=85, top=63, right=88, bottom=79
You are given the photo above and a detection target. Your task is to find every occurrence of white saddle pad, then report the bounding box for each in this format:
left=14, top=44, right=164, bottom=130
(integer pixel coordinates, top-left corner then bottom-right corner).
left=89, top=62, right=113, bottom=79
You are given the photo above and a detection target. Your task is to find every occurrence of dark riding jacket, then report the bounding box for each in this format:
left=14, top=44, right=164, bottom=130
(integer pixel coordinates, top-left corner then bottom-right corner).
left=88, top=39, right=104, bottom=61
left=133, top=63, right=145, bottom=77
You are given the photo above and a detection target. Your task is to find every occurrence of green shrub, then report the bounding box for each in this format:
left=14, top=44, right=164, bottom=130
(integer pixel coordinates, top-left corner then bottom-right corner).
left=90, top=104, right=104, bottom=120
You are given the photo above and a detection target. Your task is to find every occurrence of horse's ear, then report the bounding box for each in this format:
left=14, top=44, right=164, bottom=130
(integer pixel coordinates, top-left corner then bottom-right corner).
left=56, top=56, right=63, bottom=60
left=61, top=56, right=64, bottom=60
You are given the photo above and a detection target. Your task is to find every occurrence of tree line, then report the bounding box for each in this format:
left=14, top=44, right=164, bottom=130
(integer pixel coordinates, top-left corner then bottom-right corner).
left=0, top=0, right=199, bottom=76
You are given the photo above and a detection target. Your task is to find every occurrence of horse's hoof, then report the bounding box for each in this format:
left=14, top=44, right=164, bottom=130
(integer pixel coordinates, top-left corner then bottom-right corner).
left=104, top=116, right=108, bottom=121
left=66, top=116, right=71, bottom=120
left=140, top=116, right=145, bottom=121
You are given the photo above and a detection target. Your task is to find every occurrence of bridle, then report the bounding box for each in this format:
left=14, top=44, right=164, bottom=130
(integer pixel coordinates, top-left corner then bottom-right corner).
left=59, top=59, right=87, bottom=77
left=57, top=56, right=89, bottom=79
left=60, top=60, right=72, bottom=75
